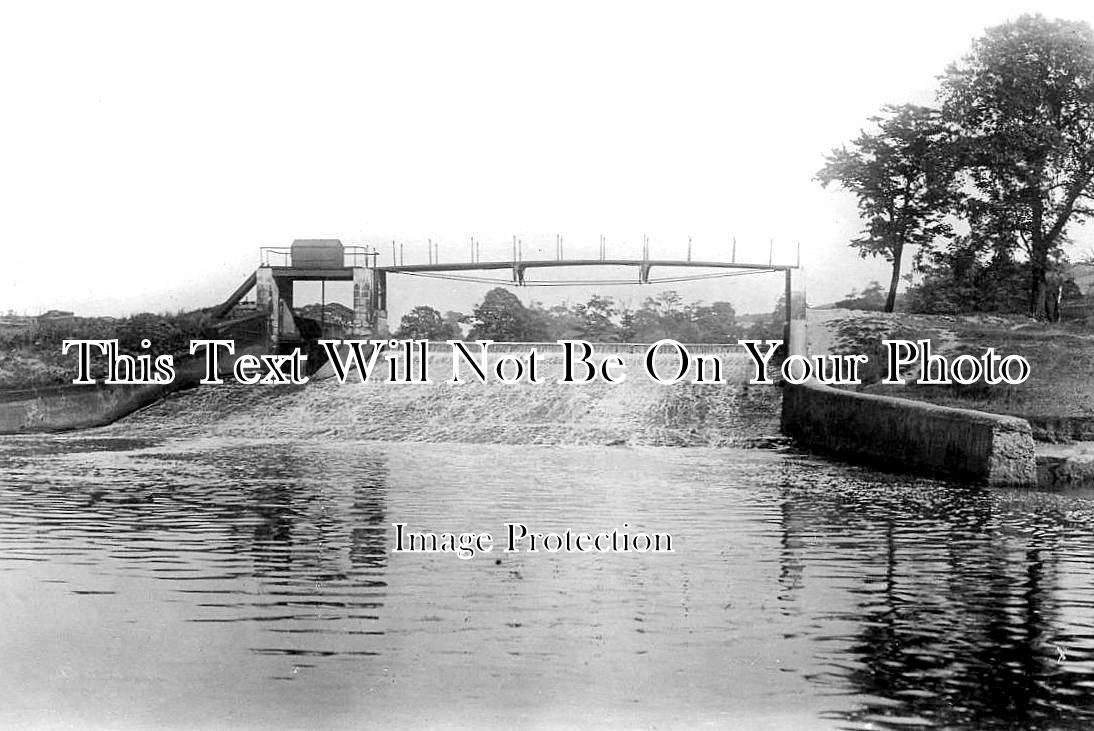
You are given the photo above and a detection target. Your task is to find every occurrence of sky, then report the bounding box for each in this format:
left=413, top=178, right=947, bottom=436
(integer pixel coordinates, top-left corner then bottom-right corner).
left=2, top=1, right=1094, bottom=321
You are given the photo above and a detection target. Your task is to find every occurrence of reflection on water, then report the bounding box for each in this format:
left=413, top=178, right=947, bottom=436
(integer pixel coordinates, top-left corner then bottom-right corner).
left=2, top=435, right=1094, bottom=728
left=775, top=471, right=1094, bottom=729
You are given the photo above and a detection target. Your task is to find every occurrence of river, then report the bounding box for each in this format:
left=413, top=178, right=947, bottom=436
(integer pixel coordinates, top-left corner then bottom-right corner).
left=3, top=396, right=1094, bottom=727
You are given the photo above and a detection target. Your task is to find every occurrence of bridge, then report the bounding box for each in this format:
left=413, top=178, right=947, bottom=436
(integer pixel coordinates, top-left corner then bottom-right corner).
left=212, top=239, right=806, bottom=354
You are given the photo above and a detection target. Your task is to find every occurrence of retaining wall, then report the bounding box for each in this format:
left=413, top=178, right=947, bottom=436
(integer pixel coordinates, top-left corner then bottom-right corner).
left=781, top=380, right=1037, bottom=486
left=0, top=382, right=174, bottom=434
left=0, top=347, right=271, bottom=435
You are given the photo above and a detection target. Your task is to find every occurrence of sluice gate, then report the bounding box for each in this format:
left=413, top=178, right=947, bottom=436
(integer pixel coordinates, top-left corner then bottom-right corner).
left=215, top=239, right=385, bottom=352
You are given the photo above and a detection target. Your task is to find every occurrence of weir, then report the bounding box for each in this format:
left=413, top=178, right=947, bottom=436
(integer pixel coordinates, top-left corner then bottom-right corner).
left=0, top=233, right=1043, bottom=485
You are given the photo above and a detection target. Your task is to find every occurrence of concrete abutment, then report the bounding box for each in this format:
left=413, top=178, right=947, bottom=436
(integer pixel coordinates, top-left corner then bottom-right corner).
left=781, top=380, right=1037, bottom=486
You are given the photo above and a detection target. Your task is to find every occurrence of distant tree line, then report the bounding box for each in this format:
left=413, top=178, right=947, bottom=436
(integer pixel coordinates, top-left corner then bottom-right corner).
left=834, top=282, right=889, bottom=312
left=393, top=287, right=761, bottom=343
left=818, top=14, right=1094, bottom=319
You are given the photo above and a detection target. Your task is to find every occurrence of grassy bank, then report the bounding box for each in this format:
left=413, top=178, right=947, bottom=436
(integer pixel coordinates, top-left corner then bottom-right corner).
left=0, top=311, right=217, bottom=390
left=810, top=309, right=1094, bottom=440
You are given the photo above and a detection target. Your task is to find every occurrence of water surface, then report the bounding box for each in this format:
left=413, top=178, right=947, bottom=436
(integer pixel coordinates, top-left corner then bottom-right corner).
left=2, top=434, right=1094, bottom=728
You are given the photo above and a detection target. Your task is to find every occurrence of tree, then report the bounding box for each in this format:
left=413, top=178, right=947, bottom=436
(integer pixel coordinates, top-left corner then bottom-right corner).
left=538, top=301, right=582, bottom=340
left=618, top=306, right=637, bottom=342
left=834, top=281, right=888, bottom=311
left=575, top=295, right=622, bottom=342
left=442, top=310, right=465, bottom=338
left=631, top=291, right=690, bottom=341
left=467, top=288, right=549, bottom=341
left=905, top=240, right=1028, bottom=314
left=817, top=104, right=959, bottom=312
left=940, top=14, right=1094, bottom=318
left=689, top=301, right=739, bottom=342
left=394, top=305, right=459, bottom=340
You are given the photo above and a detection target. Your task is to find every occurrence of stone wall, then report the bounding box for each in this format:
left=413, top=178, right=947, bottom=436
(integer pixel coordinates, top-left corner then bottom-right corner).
left=781, top=380, right=1037, bottom=486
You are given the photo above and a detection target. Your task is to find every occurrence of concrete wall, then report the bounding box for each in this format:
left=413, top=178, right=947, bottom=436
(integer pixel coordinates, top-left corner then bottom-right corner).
left=781, top=380, right=1037, bottom=486
left=0, top=382, right=174, bottom=434
left=0, top=350, right=258, bottom=435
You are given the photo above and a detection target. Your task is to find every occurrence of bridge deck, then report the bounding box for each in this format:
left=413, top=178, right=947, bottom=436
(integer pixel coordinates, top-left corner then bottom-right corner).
left=378, top=258, right=792, bottom=273
left=268, top=267, right=356, bottom=281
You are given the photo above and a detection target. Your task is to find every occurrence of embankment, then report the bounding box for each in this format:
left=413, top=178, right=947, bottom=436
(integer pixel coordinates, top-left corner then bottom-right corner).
left=782, top=309, right=1049, bottom=486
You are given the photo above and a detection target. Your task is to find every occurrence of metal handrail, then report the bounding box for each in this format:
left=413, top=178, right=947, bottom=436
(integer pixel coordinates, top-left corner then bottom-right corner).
left=259, top=245, right=378, bottom=268
left=343, top=246, right=375, bottom=267
left=260, top=247, right=292, bottom=267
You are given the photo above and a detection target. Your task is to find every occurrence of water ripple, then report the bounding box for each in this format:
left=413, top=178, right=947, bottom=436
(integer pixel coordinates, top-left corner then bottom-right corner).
left=3, top=435, right=1094, bottom=727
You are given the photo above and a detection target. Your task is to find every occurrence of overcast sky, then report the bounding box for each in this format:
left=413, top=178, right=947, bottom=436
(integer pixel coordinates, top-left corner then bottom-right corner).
left=3, top=1, right=1093, bottom=320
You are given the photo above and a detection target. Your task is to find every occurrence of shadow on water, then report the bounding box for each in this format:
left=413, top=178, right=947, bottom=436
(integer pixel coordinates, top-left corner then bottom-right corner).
left=775, top=461, right=1094, bottom=729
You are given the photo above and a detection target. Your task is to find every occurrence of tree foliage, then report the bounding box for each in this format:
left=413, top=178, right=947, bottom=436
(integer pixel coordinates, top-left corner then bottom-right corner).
left=466, top=288, right=550, bottom=341
left=451, top=289, right=741, bottom=343
left=394, top=305, right=460, bottom=340
left=834, top=281, right=888, bottom=311
left=817, top=104, right=958, bottom=312
left=822, top=15, right=1094, bottom=319
left=905, top=242, right=1029, bottom=315
left=574, top=295, right=621, bottom=342
left=939, top=14, right=1094, bottom=317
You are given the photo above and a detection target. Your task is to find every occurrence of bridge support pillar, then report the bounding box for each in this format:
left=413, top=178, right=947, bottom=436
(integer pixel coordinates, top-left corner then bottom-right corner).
left=351, top=267, right=389, bottom=337
left=784, top=268, right=807, bottom=356
left=255, top=267, right=281, bottom=349
left=351, top=267, right=371, bottom=337
left=372, top=269, right=388, bottom=336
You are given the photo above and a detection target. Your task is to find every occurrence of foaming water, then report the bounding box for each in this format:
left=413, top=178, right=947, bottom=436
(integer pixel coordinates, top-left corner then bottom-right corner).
left=3, top=435, right=1094, bottom=728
